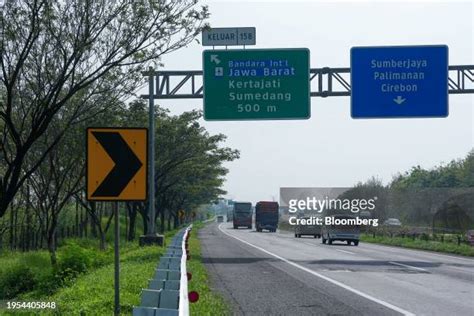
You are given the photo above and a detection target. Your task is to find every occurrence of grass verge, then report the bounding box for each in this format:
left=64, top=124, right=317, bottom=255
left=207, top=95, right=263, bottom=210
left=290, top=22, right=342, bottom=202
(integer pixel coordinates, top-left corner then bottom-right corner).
left=0, top=224, right=230, bottom=315
left=360, top=234, right=474, bottom=257
left=46, top=243, right=164, bottom=315
left=0, top=229, right=180, bottom=315
left=45, top=229, right=183, bottom=315
left=187, top=222, right=230, bottom=316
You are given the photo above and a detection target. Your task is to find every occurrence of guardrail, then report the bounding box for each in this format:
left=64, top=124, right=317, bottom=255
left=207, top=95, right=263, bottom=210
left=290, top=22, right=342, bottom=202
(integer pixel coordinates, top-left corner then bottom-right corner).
left=133, top=225, right=193, bottom=316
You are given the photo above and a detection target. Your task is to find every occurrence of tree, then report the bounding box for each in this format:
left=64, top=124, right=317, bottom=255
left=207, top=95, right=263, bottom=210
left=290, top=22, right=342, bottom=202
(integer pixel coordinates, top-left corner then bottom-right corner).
left=74, top=199, right=114, bottom=251
left=457, top=150, right=474, bottom=187
left=388, top=150, right=474, bottom=225
left=121, top=101, right=239, bottom=235
left=337, top=177, right=389, bottom=220
left=27, top=122, right=84, bottom=266
left=153, top=109, right=238, bottom=231
left=391, top=150, right=474, bottom=190
left=0, top=0, right=209, bottom=218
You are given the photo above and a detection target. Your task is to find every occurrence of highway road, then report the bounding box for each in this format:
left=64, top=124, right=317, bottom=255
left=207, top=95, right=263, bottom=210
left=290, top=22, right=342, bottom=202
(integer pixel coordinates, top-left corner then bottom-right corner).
left=199, top=222, right=474, bottom=316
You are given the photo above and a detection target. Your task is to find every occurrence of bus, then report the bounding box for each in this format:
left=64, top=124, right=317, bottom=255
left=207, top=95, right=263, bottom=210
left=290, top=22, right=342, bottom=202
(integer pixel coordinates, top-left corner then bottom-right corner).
left=233, top=202, right=252, bottom=229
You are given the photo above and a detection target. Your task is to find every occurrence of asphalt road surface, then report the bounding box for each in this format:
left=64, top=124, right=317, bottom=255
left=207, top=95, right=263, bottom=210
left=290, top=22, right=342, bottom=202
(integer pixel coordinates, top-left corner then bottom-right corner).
left=199, top=222, right=474, bottom=316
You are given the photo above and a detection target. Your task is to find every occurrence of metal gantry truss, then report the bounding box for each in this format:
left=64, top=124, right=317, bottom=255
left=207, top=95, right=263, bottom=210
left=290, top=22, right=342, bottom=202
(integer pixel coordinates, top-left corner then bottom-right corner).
left=141, top=65, right=474, bottom=99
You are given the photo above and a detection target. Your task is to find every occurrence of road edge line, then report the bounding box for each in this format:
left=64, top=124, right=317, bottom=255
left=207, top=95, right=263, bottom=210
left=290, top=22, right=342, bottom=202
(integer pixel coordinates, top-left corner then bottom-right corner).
left=218, top=223, right=415, bottom=316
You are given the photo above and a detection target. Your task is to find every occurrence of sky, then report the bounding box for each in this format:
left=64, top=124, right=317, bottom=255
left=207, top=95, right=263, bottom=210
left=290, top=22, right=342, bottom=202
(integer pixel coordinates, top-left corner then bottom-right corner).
left=143, top=0, right=474, bottom=204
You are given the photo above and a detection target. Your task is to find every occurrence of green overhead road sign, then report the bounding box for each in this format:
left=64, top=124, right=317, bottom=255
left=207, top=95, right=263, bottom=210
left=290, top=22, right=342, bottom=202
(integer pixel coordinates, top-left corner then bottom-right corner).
left=203, top=48, right=310, bottom=120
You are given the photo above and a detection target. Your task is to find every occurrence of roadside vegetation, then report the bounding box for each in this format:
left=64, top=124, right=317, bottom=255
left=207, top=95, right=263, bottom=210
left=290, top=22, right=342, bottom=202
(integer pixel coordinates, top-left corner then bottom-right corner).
left=0, top=228, right=181, bottom=315
left=360, top=233, right=474, bottom=257
left=0, top=2, right=239, bottom=313
left=188, top=222, right=230, bottom=316
left=276, top=152, right=474, bottom=257
left=44, top=229, right=182, bottom=315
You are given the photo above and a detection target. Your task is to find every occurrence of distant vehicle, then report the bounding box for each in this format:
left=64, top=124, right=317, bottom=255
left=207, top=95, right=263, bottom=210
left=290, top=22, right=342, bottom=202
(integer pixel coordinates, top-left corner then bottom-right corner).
left=466, top=230, right=474, bottom=246
left=233, top=202, right=252, bottom=229
left=217, top=215, right=224, bottom=223
left=255, top=201, right=279, bottom=232
left=383, top=218, right=402, bottom=226
left=227, top=209, right=233, bottom=222
left=295, top=217, right=321, bottom=238
left=322, top=214, right=360, bottom=246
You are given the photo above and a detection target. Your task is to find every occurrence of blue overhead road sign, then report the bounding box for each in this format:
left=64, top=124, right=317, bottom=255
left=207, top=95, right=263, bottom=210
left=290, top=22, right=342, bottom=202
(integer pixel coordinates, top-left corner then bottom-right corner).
left=351, top=45, right=448, bottom=118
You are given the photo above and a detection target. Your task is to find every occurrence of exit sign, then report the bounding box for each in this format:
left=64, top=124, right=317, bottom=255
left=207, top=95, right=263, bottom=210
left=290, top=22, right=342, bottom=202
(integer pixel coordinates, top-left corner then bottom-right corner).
left=202, top=49, right=310, bottom=120
left=202, top=27, right=256, bottom=46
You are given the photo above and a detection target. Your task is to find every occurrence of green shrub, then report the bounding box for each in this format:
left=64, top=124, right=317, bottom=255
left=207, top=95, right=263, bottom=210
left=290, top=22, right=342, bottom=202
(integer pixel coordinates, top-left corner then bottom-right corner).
left=420, top=233, right=430, bottom=241
left=56, top=242, right=93, bottom=284
left=48, top=241, right=164, bottom=314
left=0, top=265, right=37, bottom=299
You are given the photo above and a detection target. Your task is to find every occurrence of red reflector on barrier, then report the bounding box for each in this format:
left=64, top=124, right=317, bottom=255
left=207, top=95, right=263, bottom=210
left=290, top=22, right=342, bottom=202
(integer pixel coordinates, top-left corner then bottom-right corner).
left=189, top=291, right=199, bottom=303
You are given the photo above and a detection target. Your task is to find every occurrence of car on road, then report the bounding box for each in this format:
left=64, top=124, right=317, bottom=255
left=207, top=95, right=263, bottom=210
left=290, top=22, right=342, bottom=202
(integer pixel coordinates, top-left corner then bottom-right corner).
left=383, top=218, right=402, bottom=226
left=295, top=216, right=321, bottom=238
left=233, top=202, right=252, bottom=229
left=255, top=201, right=279, bottom=232
left=217, top=215, right=224, bottom=223
left=322, top=214, right=360, bottom=246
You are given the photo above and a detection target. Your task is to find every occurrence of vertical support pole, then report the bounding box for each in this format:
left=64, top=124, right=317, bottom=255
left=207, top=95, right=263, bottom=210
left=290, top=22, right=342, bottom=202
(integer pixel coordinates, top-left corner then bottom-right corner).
left=148, top=68, right=156, bottom=234
left=114, top=202, right=120, bottom=316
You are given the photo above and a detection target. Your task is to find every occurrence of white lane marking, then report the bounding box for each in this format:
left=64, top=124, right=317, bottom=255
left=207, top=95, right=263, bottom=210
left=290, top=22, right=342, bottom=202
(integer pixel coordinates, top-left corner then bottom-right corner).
left=301, top=241, right=356, bottom=255
left=388, top=261, right=428, bottom=272
left=335, top=249, right=356, bottom=255
left=218, top=224, right=415, bottom=316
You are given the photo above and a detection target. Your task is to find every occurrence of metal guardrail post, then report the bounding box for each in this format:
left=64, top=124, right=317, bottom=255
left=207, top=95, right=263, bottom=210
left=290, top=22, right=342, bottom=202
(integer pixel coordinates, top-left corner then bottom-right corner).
left=179, top=225, right=192, bottom=316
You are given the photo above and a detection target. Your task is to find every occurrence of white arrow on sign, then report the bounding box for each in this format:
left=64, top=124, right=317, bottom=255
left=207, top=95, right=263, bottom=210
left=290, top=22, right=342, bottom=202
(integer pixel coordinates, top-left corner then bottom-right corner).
left=210, top=54, right=221, bottom=65
left=393, top=96, right=406, bottom=105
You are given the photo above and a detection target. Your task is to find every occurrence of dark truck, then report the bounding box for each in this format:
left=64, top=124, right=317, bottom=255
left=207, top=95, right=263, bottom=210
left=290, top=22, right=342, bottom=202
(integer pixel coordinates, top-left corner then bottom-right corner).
left=233, top=202, right=252, bottom=229
left=255, top=201, right=279, bottom=232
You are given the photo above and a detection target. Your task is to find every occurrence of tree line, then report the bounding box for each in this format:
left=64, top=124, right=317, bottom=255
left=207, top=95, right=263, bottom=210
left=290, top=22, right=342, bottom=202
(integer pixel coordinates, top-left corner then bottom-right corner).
left=0, top=99, right=238, bottom=266
left=0, top=0, right=240, bottom=266
left=340, top=150, right=474, bottom=228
